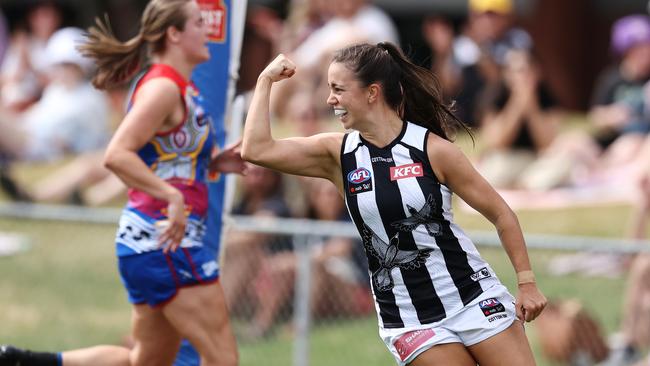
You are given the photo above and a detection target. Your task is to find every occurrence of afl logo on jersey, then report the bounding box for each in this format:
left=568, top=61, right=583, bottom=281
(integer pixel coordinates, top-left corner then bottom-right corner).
left=348, top=168, right=371, bottom=184
left=347, top=168, right=373, bottom=195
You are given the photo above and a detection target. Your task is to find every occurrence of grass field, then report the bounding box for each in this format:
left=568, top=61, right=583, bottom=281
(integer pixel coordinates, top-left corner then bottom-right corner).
left=0, top=201, right=636, bottom=366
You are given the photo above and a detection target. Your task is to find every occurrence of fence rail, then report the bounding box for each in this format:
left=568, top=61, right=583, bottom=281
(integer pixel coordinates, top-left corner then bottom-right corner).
left=0, top=202, right=648, bottom=253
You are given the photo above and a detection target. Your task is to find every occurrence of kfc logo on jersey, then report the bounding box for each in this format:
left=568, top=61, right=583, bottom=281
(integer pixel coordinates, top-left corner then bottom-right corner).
left=393, top=329, right=435, bottom=361
left=390, top=163, right=423, bottom=181
left=348, top=168, right=371, bottom=184
left=479, top=298, right=505, bottom=317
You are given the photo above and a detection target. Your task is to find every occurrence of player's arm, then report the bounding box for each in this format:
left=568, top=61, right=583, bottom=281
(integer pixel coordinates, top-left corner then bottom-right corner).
left=103, top=78, right=186, bottom=251
left=103, top=78, right=180, bottom=200
left=241, top=54, right=343, bottom=184
left=427, top=133, right=546, bottom=321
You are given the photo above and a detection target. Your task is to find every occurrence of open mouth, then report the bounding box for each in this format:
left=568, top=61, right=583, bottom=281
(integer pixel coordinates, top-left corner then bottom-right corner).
left=334, top=108, right=348, bottom=117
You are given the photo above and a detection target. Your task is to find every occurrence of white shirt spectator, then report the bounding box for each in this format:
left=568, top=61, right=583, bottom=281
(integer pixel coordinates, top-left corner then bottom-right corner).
left=293, top=4, right=399, bottom=69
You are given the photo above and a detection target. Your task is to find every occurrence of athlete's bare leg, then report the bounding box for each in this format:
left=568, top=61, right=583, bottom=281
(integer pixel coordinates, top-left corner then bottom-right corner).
left=62, top=303, right=182, bottom=366
left=408, top=342, right=476, bottom=366
left=163, top=281, right=238, bottom=366
left=468, top=321, right=535, bottom=366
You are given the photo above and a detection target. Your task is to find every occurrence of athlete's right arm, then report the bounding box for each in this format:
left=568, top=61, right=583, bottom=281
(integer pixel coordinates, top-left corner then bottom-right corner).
left=103, top=78, right=186, bottom=251
left=241, top=54, right=343, bottom=184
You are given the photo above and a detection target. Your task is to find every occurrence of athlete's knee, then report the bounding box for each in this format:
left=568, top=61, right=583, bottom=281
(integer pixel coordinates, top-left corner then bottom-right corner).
left=201, top=349, right=238, bottom=366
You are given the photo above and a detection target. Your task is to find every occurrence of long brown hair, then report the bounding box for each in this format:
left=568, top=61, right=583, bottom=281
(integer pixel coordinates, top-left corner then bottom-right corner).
left=332, top=42, right=471, bottom=141
left=78, top=0, right=191, bottom=89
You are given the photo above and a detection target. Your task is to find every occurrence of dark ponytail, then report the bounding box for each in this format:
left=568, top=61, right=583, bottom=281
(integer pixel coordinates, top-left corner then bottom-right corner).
left=332, top=42, right=471, bottom=141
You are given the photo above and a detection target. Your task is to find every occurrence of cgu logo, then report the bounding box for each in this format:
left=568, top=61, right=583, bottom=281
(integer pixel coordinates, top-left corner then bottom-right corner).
left=480, top=299, right=499, bottom=307
left=390, top=163, right=423, bottom=181
left=348, top=168, right=371, bottom=183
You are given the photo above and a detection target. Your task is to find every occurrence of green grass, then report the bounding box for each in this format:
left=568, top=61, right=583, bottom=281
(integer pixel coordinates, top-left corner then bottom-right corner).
left=0, top=202, right=635, bottom=365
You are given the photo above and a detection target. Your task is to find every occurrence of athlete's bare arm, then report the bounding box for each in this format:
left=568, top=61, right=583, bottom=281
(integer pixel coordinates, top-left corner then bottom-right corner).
left=426, top=133, right=546, bottom=322
left=241, top=54, right=344, bottom=190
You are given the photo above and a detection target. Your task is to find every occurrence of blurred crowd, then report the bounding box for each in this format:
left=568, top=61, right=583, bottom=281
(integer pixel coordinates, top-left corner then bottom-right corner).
left=2, top=0, right=650, bottom=364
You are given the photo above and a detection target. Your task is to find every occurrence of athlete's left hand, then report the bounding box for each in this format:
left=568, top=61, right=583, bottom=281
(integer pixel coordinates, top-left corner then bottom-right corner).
left=209, top=140, right=247, bottom=175
left=515, top=282, right=547, bottom=322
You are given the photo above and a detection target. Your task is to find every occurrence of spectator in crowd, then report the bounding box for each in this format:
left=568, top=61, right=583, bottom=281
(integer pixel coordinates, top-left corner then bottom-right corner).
left=0, top=27, right=110, bottom=202
left=587, top=14, right=650, bottom=168
left=0, top=0, right=63, bottom=112
left=221, top=164, right=293, bottom=320
left=247, top=178, right=373, bottom=339
left=424, top=0, right=532, bottom=126
left=26, top=86, right=129, bottom=205
left=543, top=14, right=650, bottom=187
left=0, top=27, right=109, bottom=162
left=476, top=49, right=563, bottom=190
left=466, top=14, right=650, bottom=210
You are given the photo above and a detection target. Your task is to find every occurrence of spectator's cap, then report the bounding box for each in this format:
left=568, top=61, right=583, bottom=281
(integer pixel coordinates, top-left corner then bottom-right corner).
left=45, top=27, right=93, bottom=72
left=611, top=14, right=650, bottom=55
left=468, top=0, right=513, bottom=14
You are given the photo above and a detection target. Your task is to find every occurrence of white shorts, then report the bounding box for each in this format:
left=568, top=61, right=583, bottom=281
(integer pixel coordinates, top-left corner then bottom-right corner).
left=380, top=284, right=518, bottom=366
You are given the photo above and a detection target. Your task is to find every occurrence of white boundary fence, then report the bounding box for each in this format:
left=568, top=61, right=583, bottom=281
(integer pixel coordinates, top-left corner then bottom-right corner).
left=3, top=202, right=648, bottom=253
left=1, top=202, right=649, bottom=365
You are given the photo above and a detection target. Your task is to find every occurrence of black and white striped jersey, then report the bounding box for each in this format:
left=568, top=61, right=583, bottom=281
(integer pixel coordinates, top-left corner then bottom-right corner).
left=340, top=121, right=501, bottom=329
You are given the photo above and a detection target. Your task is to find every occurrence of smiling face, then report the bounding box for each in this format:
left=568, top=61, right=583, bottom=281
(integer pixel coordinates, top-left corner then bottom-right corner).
left=176, top=1, right=211, bottom=64
left=327, top=61, right=370, bottom=129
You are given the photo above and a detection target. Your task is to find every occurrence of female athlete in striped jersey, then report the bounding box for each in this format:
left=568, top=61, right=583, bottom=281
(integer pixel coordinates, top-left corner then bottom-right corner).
left=0, top=1, right=242, bottom=365
left=241, top=42, right=546, bottom=366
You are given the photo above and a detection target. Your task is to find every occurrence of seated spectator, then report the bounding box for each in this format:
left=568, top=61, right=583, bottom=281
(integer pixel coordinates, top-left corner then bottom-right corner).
left=0, top=0, right=63, bottom=112
left=247, top=178, right=372, bottom=339
left=424, top=0, right=533, bottom=126
left=0, top=27, right=109, bottom=163
left=221, top=164, right=293, bottom=320
left=25, top=86, right=129, bottom=205
left=590, top=14, right=650, bottom=154
left=0, top=27, right=110, bottom=201
left=517, top=14, right=650, bottom=191
left=476, top=49, right=562, bottom=190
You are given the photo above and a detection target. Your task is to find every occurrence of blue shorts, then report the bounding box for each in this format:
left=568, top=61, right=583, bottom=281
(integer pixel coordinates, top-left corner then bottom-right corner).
left=118, top=246, right=220, bottom=307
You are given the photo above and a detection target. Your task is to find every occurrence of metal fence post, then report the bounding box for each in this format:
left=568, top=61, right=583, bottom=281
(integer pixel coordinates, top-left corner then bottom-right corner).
left=293, top=234, right=313, bottom=366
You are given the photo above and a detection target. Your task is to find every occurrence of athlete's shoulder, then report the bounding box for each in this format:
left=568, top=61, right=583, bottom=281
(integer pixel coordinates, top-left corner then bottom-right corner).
left=426, top=132, right=461, bottom=156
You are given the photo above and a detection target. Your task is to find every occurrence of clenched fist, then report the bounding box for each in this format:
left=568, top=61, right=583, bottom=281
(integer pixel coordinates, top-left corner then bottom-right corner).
left=258, top=54, right=296, bottom=82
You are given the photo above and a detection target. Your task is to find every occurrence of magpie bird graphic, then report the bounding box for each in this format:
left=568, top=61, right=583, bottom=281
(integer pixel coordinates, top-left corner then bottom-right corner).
left=362, top=225, right=432, bottom=292
left=391, top=194, right=443, bottom=237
